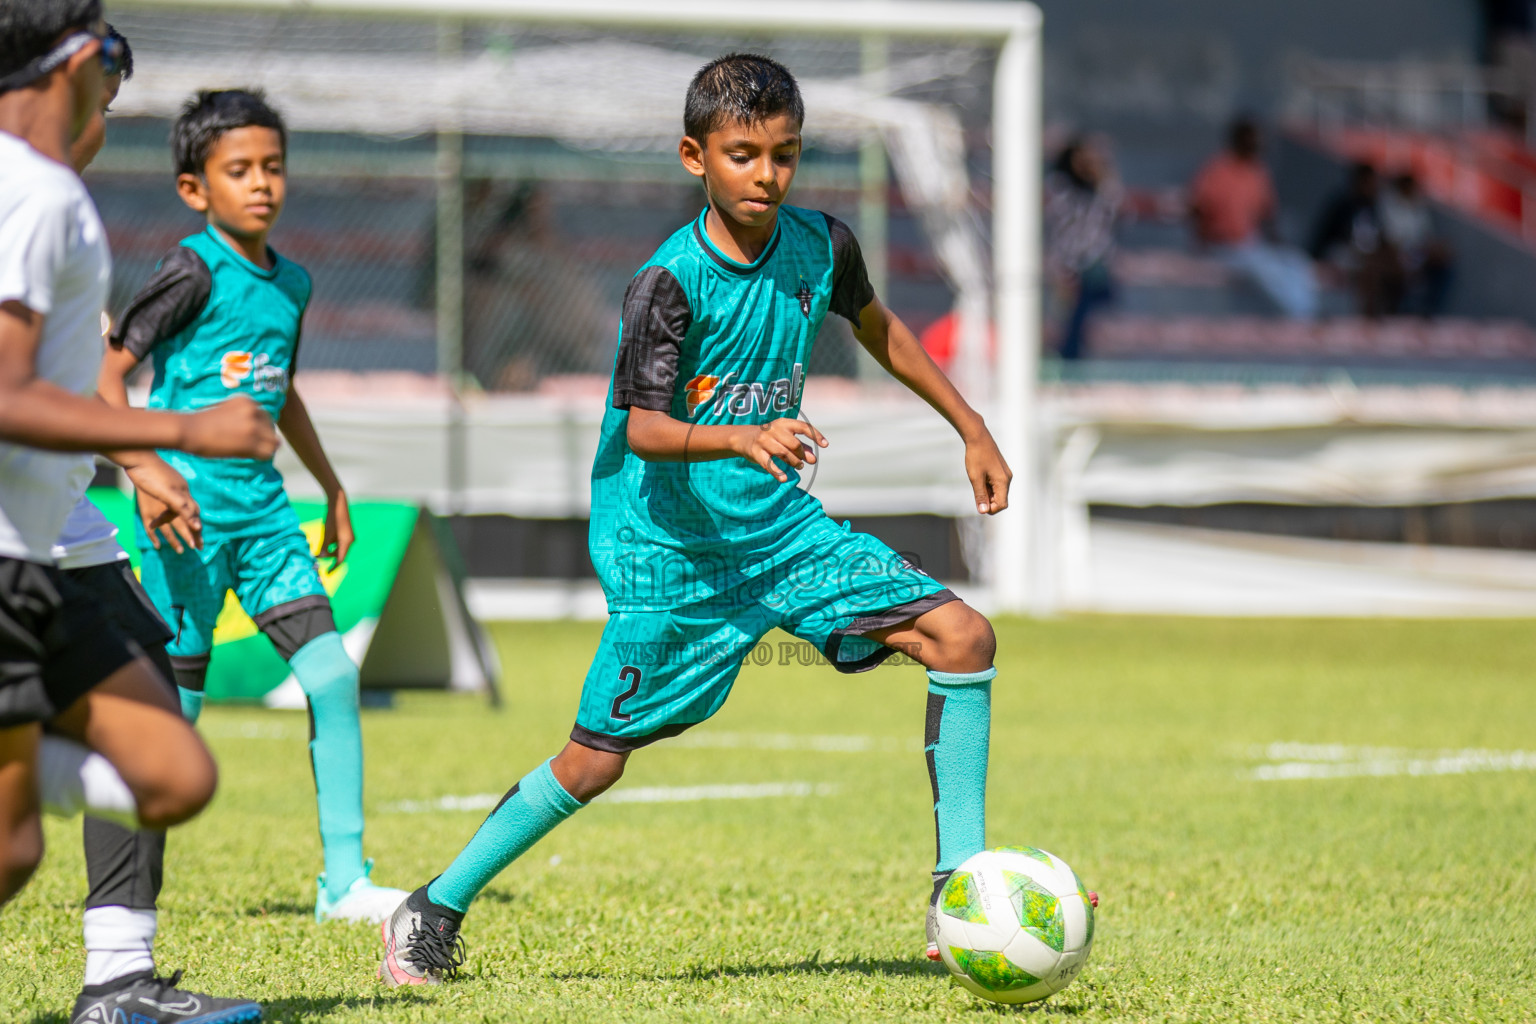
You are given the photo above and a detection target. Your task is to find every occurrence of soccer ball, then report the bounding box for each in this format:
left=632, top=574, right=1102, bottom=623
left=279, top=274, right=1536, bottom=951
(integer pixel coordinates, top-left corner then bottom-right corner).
left=934, top=846, right=1095, bottom=1004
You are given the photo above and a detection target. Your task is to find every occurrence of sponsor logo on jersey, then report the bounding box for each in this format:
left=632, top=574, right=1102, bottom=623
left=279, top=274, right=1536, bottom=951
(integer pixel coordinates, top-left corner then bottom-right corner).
left=686, top=363, right=804, bottom=418
left=220, top=351, right=251, bottom=388
left=219, top=351, right=288, bottom=393
left=685, top=374, right=721, bottom=417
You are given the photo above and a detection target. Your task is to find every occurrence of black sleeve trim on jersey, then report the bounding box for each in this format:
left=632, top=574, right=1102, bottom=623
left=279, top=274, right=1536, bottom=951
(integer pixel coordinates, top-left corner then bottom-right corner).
left=110, top=246, right=212, bottom=360
left=612, top=266, right=692, bottom=413
left=823, top=213, right=877, bottom=327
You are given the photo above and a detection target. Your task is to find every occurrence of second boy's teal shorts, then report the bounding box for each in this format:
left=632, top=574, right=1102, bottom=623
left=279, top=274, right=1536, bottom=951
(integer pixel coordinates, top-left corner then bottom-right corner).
left=136, top=502, right=329, bottom=660
left=571, top=516, right=957, bottom=752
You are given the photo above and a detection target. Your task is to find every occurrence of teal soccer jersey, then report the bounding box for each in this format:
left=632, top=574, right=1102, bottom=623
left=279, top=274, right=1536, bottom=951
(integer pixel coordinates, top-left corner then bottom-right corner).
left=111, top=227, right=328, bottom=654
left=575, top=206, right=955, bottom=752
left=593, top=205, right=878, bottom=610
left=112, top=226, right=310, bottom=533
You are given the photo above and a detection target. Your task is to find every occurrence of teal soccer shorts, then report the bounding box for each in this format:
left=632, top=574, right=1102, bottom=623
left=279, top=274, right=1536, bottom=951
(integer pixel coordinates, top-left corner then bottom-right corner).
left=136, top=503, right=329, bottom=660
left=572, top=516, right=956, bottom=752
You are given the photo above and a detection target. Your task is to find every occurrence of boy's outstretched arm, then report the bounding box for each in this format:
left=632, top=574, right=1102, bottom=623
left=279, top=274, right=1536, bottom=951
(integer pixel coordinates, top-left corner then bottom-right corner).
left=850, top=298, right=1011, bottom=515
left=278, top=386, right=352, bottom=568
left=98, top=345, right=210, bottom=553
left=0, top=300, right=276, bottom=458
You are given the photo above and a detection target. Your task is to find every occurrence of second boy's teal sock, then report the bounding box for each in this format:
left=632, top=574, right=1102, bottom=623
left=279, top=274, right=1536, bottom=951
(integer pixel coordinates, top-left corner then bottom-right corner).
left=178, top=687, right=203, bottom=723
left=926, top=667, right=995, bottom=874
left=289, top=632, right=366, bottom=896
left=427, top=758, right=584, bottom=914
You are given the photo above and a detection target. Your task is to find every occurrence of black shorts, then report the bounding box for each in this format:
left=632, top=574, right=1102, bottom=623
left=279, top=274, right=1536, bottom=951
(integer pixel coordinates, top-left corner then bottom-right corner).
left=0, top=556, right=142, bottom=729
left=63, top=560, right=174, bottom=650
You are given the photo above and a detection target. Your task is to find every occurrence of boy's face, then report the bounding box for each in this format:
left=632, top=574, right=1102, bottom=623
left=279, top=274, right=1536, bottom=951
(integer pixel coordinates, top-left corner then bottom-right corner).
left=177, top=126, right=286, bottom=240
left=70, top=73, right=122, bottom=174
left=680, top=113, right=802, bottom=230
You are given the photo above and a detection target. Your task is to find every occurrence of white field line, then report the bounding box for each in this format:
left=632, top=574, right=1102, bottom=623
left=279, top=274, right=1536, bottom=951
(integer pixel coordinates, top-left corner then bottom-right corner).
left=666, top=731, right=923, bottom=753
left=1248, top=742, right=1536, bottom=781
left=383, top=780, right=841, bottom=814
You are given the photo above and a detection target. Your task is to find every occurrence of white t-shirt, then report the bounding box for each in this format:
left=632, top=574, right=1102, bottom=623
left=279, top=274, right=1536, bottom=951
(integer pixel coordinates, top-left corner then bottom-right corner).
left=0, top=131, right=113, bottom=563
left=53, top=495, right=127, bottom=570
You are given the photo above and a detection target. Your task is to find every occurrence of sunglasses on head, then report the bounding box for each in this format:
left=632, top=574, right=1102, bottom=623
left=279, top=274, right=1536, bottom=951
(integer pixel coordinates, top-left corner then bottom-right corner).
left=0, top=27, right=123, bottom=96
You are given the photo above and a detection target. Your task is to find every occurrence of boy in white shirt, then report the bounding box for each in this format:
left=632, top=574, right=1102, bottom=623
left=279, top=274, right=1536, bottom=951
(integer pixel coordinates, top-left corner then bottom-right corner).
left=0, top=0, right=274, bottom=946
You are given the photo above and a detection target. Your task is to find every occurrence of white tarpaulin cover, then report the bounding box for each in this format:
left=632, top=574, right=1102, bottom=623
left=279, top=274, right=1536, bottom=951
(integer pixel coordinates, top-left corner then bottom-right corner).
left=276, top=377, right=1536, bottom=514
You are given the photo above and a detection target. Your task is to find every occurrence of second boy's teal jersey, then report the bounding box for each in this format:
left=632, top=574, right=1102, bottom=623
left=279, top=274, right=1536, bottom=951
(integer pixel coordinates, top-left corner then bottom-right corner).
left=591, top=205, right=876, bottom=612
left=113, top=226, right=312, bottom=533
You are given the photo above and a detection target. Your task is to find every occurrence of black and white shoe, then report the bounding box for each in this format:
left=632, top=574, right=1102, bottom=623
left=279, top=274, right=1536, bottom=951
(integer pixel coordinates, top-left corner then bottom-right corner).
left=70, top=970, right=261, bottom=1023
left=926, top=870, right=951, bottom=961
left=378, top=885, right=467, bottom=987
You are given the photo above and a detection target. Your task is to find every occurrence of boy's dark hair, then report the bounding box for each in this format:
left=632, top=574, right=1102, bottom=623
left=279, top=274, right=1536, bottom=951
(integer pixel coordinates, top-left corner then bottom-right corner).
left=105, top=23, right=131, bottom=81
left=684, top=53, right=803, bottom=142
left=0, top=0, right=103, bottom=82
left=172, top=88, right=286, bottom=176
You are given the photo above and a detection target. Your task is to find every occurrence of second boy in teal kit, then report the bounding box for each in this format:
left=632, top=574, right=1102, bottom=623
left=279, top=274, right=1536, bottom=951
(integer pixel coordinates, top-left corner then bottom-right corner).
left=98, top=89, right=407, bottom=925
left=380, top=54, right=1015, bottom=986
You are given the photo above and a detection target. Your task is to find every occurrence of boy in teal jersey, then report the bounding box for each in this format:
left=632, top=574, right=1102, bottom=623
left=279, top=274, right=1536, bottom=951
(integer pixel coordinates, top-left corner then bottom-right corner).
left=380, top=54, right=1013, bottom=985
left=99, top=89, right=407, bottom=925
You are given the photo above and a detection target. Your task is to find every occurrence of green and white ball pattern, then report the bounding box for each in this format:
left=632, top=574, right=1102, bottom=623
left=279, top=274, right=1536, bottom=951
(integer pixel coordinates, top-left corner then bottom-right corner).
left=935, top=846, right=1095, bottom=1004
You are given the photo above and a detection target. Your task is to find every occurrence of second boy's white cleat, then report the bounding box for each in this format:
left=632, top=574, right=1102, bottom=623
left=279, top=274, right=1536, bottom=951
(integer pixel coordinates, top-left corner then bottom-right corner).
left=315, top=860, right=410, bottom=924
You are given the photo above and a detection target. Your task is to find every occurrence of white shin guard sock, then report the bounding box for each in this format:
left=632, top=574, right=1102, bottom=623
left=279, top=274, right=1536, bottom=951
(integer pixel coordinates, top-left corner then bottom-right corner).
left=82, top=906, right=157, bottom=987
left=37, top=736, right=138, bottom=828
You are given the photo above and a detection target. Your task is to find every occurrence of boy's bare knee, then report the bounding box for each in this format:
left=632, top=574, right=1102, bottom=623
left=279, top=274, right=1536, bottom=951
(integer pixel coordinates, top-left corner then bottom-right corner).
left=135, top=751, right=216, bottom=829
left=926, top=604, right=996, bottom=674
left=966, top=612, right=997, bottom=666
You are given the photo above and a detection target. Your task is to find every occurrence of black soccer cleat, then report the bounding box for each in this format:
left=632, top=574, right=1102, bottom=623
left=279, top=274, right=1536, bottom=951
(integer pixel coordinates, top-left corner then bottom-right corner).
left=379, top=884, right=467, bottom=987
left=926, top=870, right=952, bottom=961
left=70, top=969, right=261, bottom=1023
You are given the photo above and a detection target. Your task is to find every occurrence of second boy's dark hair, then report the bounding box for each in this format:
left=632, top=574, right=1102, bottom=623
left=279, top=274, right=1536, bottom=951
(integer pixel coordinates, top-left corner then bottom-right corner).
left=172, top=88, right=286, bottom=176
left=684, top=53, right=803, bottom=142
left=0, top=0, right=102, bottom=81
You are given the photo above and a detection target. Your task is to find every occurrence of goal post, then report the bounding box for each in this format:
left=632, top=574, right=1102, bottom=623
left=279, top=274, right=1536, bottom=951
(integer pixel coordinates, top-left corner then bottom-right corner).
left=104, top=0, right=1044, bottom=614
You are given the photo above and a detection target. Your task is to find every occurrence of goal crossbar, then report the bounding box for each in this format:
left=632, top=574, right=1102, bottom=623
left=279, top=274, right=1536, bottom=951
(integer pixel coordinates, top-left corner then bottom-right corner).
left=116, top=0, right=1039, bottom=38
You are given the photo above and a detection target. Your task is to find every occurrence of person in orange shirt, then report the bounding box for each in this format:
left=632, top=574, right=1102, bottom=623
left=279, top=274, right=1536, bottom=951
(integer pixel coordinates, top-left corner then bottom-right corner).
left=1189, top=118, right=1318, bottom=319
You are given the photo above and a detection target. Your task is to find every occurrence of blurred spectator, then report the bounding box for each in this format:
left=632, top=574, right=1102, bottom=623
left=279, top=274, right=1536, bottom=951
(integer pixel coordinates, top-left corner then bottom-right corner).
left=1189, top=117, right=1318, bottom=319
left=1379, top=172, right=1453, bottom=318
left=1045, top=136, right=1122, bottom=360
left=462, top=184, right=614, bottom=390
left=1309, top=162, right=1403, bottom=318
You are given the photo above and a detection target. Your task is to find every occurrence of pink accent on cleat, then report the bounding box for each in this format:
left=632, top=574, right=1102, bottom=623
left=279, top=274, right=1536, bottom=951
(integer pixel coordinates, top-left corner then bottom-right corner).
left=925, top=944, right=942, bottom=962
left=379, top=919, right=432, bottom=987
left=1088, top=891, right=1099, bottom=908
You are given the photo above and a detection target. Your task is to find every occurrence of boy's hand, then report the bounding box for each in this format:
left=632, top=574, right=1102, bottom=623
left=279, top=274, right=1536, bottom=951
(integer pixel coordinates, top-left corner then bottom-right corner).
left=126, top=456, right=202, bottom=553
left=964, top=432, right=1012, bottom=515
left=735, top=418, right=828, bottom=483
left=319, top=488, right=353, bottom=571
left=180, top=397, right=279, bottom=459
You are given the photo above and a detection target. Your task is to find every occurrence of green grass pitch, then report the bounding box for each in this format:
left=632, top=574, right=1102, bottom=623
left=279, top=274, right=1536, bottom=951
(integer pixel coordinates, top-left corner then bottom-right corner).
left=6, top=616, right=1535, bottom=1022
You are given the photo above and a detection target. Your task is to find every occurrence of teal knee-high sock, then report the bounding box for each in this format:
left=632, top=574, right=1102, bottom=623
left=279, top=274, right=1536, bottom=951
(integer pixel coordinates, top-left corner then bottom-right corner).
left=170, top=662, right=206, bottom=724
left=178, top=687, right=203, bottom=723
left=926, top=667, right=995, bottom=874
left=289, top=632, right=366, bottom=896
left=427, top=759, right=583, bottom=914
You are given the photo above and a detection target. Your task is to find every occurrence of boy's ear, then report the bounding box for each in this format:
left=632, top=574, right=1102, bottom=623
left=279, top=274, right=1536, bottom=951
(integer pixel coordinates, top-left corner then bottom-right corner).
left=678, top=135, right=706, bottom=179
left=176, top=173, right=210, bottom=214
left=64, top=40, right=104, bottom=140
